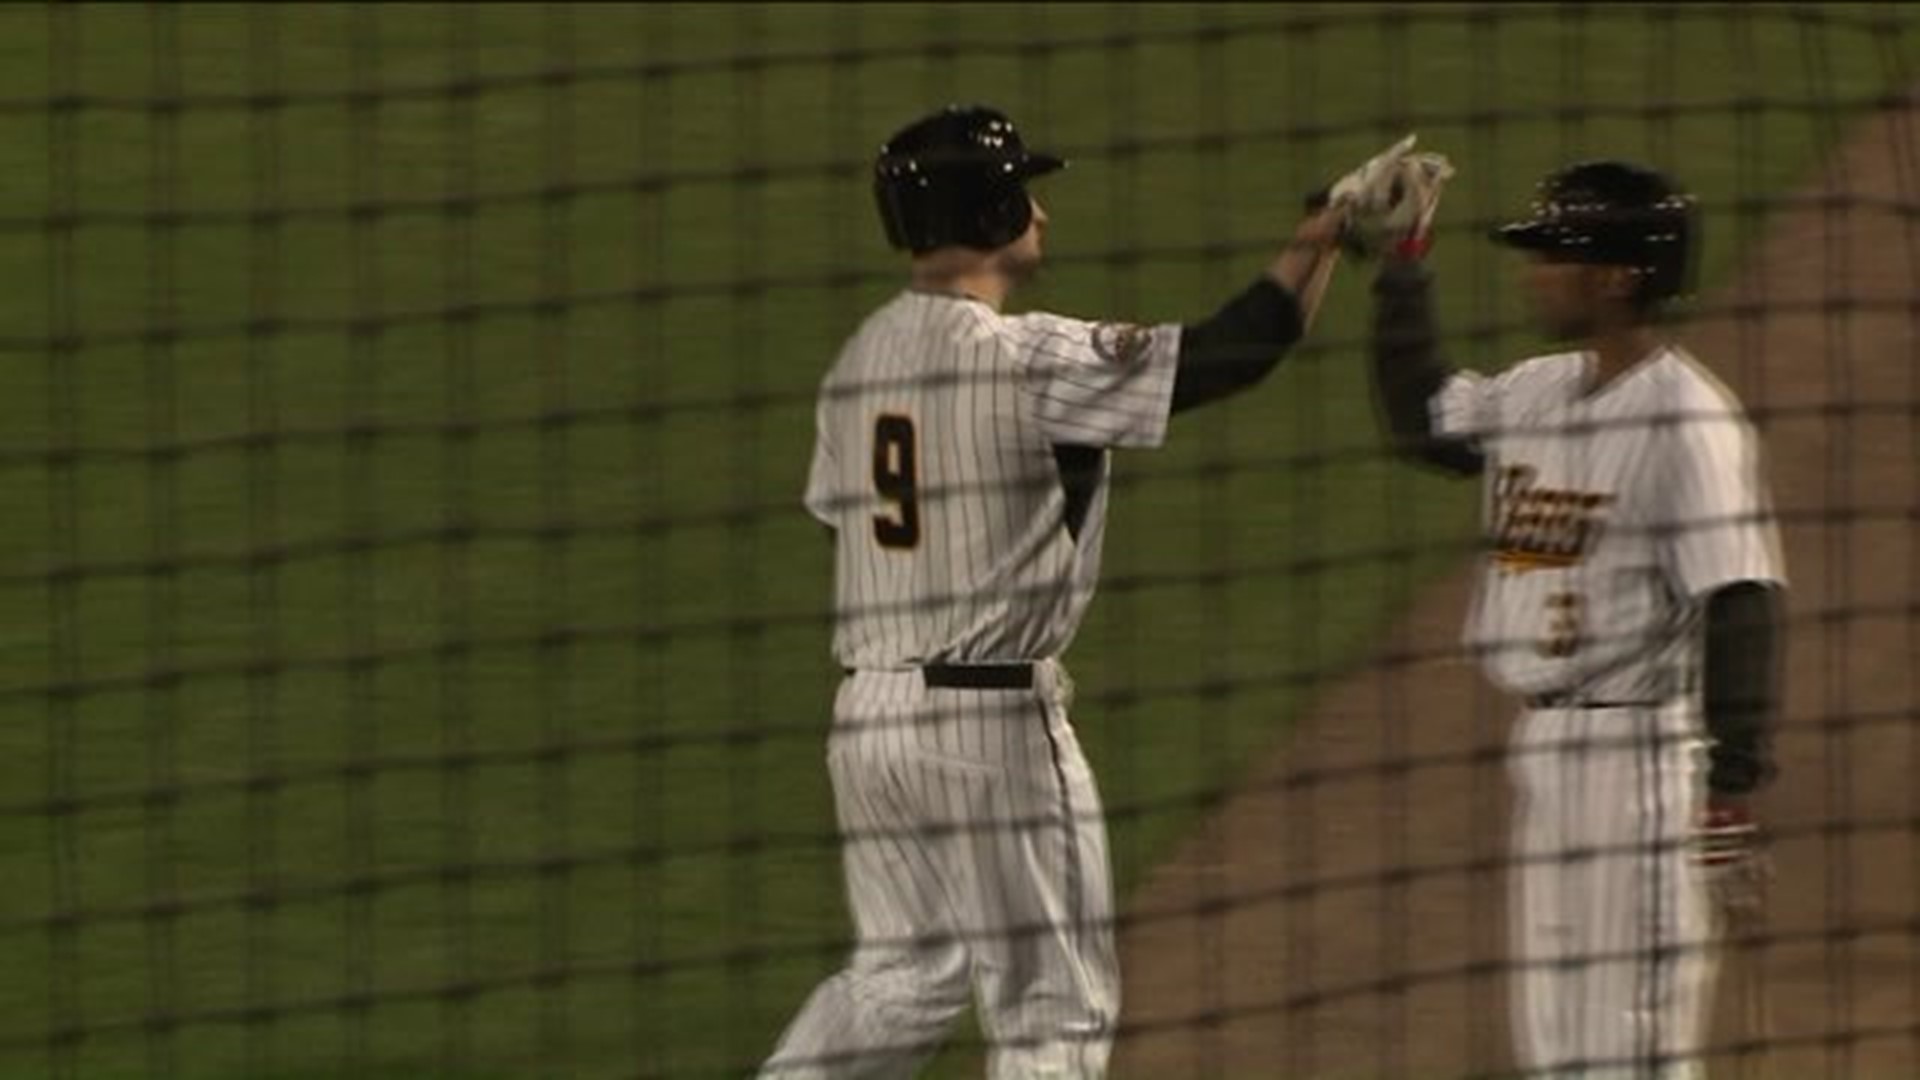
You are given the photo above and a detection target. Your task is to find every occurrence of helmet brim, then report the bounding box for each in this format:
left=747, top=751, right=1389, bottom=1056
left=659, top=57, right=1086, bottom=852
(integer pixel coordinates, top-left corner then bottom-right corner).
left=1490, top=220, right=1560, bottom=250
left=1490, top=219, right=1621, bottom=264
left=1016, top=153, right=1067, bottom=180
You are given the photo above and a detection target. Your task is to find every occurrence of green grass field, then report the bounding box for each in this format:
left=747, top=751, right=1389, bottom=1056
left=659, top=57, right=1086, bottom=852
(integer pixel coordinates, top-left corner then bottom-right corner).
left=0, top=4, right=1913, bottom=1077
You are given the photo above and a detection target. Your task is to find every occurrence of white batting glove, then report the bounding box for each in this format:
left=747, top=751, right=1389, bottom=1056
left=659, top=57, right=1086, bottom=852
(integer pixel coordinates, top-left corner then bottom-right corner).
left=1327, top=133, right=1418, bottom=208
left=1319, top=134, right=1456, bottom=260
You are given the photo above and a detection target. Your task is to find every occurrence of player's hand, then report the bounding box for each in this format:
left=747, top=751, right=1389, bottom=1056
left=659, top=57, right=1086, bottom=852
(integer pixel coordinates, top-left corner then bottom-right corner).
left=1289, top=203, right=1348, bottom=252
left=1324, top=133, right=1416, bottom=207
left=1695, top=795, right=1771, bottom=933
left=1311, top=134, right=1455, bottom=261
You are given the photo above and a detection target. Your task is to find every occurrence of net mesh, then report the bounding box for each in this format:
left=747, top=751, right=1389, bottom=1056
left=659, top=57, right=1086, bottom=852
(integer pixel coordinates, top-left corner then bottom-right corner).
left=2, top=4, right=1917, bottom=1078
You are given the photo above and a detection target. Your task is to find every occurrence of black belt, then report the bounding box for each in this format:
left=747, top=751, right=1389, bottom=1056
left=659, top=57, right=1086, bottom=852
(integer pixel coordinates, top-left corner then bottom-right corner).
left=1526, top=692, right=1664, bottom=710
left=921, top=662, right=1035, bottom=690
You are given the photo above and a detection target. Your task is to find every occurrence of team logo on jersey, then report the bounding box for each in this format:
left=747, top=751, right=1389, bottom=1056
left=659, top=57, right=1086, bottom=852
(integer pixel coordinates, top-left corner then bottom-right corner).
left=1090, top=322, right=1151, bottom=366
left=1490, top=464, right=1616, bottom=574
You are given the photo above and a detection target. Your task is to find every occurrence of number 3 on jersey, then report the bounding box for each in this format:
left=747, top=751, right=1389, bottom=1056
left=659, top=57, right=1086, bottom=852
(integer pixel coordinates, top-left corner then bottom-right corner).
left=872, top=413, right=920, bottom=549
left=1539, top=590, right=1584, bottom=658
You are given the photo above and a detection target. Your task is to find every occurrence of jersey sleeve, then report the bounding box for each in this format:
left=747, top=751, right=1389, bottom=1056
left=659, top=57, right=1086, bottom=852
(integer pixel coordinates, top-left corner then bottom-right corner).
left=802, top=395, right=839, bottom=528
left=1011, top=312, right=1182, bottom=448
left=1429, top=370, right=1498, bottom=441
left=1661, top=400, right=1786, bottom=599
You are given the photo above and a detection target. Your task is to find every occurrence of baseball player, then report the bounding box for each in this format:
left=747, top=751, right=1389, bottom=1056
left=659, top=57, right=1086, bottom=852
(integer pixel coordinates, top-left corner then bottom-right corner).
left=759, top=104, right=1347, bottom=1078
left=1362, top=160, right=1788, bottom=1077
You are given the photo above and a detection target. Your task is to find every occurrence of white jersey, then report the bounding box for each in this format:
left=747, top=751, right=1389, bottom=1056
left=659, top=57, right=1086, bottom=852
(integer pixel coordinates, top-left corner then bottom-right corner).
left=804, top=289, right=1181, bottom=669
left=1432, top=344, right=1785, bottom=700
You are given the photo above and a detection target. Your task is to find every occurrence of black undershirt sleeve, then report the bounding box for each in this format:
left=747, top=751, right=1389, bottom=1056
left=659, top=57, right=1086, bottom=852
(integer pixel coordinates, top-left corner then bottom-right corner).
left=1701, top=580, right=1786, bottom=796
left=1370, top=260, right=1484, bottom=476
left=1172, top=277, right=1305, bottom=414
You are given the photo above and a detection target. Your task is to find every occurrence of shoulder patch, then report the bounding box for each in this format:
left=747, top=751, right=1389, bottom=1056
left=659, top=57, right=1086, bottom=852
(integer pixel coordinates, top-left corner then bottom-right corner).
left=1090, top=322, right=1152, bottom=366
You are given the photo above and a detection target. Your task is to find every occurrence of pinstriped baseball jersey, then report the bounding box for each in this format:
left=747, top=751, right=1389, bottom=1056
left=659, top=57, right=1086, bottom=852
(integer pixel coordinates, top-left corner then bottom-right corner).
left=804, top=289, right=1181, bottom=668
left=1432, top=344, right=1786, bottom=700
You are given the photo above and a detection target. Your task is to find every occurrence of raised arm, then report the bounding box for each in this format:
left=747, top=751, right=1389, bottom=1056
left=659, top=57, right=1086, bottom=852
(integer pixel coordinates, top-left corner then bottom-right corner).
left=1170, top=208, right=1343, bottom=415
left=1370, top=259, right=1485, bottom=476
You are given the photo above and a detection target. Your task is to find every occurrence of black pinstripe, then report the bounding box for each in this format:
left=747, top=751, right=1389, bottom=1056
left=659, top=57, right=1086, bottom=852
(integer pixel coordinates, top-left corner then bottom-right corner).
left=1039, top=688, right=1084, bottom=979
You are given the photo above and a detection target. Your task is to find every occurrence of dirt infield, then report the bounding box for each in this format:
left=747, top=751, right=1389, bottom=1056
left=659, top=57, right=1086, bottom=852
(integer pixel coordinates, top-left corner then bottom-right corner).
left=1113, top=88, right=1920, bottom=1078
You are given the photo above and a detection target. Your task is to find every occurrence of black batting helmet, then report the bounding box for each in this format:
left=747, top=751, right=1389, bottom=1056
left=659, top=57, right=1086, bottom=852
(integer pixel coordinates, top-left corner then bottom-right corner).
left=873, top=104, right=1066, bottom=254
left=1492, top=160, right=1698, bottom=306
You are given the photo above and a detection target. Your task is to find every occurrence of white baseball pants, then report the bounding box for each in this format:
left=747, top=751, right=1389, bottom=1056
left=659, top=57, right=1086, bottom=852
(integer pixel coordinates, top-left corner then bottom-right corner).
left=762, top=660, right=1117, bottom=1078
left=1508, top=700, right=1718, bottom=1079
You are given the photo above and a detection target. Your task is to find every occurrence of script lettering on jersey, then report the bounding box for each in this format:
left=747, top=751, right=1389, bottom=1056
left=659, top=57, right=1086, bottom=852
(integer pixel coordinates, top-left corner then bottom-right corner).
left=1490, top=464, right=1616, bottom=574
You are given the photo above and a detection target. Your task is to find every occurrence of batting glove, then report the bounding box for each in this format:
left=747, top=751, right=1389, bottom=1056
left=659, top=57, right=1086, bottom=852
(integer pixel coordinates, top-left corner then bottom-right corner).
left=1308, top=134, right=1455, bottom=261
left=1696, top=799, right=1772, bottom=930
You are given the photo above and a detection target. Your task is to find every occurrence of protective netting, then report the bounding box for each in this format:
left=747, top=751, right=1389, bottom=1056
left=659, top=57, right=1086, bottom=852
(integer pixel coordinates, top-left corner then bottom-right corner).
left=3, top=5, right=1916, bottom=1078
